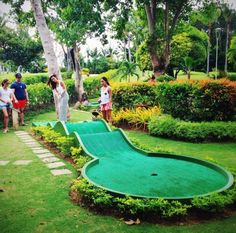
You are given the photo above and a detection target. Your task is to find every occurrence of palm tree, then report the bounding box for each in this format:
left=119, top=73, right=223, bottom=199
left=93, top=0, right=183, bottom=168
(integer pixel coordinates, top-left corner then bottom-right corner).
left=221, top=3, right=236, bottom=73
left=192, top=2, right=221, bottom=76
left=228, top=36, right=236, bottom=68
left=117, top=61, right=139, bottom=82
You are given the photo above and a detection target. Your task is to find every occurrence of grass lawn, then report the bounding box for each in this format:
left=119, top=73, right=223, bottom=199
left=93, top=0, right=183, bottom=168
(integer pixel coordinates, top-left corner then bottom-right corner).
left=1, top=110, right=236, bottom=233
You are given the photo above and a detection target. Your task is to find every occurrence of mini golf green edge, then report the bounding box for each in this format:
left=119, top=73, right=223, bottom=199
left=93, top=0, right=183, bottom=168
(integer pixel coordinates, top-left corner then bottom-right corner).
left=32, top=120, right=234, bottom=200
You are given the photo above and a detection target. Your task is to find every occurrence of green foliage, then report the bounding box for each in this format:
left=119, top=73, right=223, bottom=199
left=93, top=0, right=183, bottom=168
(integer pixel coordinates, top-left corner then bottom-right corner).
left=112, top=82, right=158, bottom=109
left=32, top=126, right=75, bottom=157
left=156, top=80, right=236, bottom=121
left=71, top=176, right=236, bottom=218
left=117, top=61, right=139, bottom=82
left=83, top=69, right=117, bottom=98
left=148, top=115, right=236, bottom=142
left=192, top=180, right=236, bottom=213
left=0, top=25, right=43, bottom=71
left=136, top=41, right=152, bottom=72
left=156, top=74, right=175, bottom=82
left=27, top=83, right=53, bottom=110
left=228, top=36, right=236, bottom=69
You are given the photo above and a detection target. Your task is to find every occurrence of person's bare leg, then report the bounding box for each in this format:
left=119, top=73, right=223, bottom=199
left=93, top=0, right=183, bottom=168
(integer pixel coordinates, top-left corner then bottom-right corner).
left=107, top=110, right=112, bottom=124
left=102, top=111, right=106, bottom=121
left=19, top=108, right=24, bottom=125
left=2, top=108, right=9, bottom=132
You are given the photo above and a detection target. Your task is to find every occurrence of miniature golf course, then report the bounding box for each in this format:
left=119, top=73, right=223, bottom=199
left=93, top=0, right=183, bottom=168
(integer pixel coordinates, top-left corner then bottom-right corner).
left=32, top=120, right=234, bottom=199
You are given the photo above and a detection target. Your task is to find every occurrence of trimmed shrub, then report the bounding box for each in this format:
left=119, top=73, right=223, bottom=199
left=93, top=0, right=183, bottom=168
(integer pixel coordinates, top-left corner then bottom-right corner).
left=83, top=69, right=117, bottom=98
left=113, top=106, right=161, bottom=129
left=156, top=80, right=236, bottom=121
left=148, top=115, right=236, bottom=142
left=112, top=82, right=158, bottom=110
left=156, top=74, right=175, bottom=82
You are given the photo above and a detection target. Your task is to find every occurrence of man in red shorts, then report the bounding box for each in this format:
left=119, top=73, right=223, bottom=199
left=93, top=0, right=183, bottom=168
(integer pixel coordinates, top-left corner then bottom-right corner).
left=10, top=73, right=30, bottom=126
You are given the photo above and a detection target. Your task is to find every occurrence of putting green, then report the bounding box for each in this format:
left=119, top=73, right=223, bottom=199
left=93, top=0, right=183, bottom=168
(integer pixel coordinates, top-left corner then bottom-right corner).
left=33, top=120, right=234, bottom=199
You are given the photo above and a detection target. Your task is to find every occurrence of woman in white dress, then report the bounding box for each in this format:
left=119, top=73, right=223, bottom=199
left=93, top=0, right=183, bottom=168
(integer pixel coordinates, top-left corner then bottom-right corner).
left=0, top=79, right=18, bottom=133
left=47, top=74, right=69, bottom=122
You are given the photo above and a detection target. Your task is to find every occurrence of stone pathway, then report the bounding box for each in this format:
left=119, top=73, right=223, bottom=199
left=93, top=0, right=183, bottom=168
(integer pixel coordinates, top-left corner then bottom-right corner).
left=14, top=131, right=72, bottom=176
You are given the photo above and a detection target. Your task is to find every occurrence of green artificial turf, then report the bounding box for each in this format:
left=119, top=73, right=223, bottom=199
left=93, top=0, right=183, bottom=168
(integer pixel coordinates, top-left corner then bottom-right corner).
left=0, top=110, right=236, bottom=233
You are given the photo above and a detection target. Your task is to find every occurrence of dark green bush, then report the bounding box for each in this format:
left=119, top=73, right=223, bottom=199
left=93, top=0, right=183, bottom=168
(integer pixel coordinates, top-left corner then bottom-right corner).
left=112, top=82, right=158, bottom=109
left=83, top=69, right=117, bottom=98
left=148, top=115, right=236, bottom=142
left=228, top=73, right=236, bottom=81
left=156, top=74, right=175, bottom=82
left=156, top=80, right=236, bottom=121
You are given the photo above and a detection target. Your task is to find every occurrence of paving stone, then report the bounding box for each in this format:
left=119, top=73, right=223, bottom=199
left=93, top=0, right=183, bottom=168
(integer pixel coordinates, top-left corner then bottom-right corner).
left=25, top=143, right=40, bottom=147
left=51, top=169, right=72, bottom=176
left=13, top=160, right=32, bottom=165
left=47, top=162, right=65, bottom=169
left=21, top=139, right=36, bottom=143
left=15, top=132, right=29, bottom=136
left=32, top=149, right=50, bottom=154
left=30, top=147, right=43, bottom=150
left=0, top=160, right=10, bottom=166
left=36, top=153, right=55, bottom=159
left=42, top=157, right=60, bottom=163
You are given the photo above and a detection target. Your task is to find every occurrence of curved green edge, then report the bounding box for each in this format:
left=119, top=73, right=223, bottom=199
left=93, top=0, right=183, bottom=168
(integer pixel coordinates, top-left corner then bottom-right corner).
left=32, top=120, right=234, bottom=200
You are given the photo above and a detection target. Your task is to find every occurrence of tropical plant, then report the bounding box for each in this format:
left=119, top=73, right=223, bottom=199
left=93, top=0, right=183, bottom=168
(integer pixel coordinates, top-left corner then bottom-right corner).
left=117, top=61, right=139, bottom=81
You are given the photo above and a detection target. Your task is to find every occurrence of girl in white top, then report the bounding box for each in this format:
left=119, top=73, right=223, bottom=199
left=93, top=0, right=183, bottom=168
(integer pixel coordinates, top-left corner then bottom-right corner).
left=0, top=79, right=18, bottom=133
left=100, top=77, right=112, bottom=123
left=47, top=74, right=70, bottom=122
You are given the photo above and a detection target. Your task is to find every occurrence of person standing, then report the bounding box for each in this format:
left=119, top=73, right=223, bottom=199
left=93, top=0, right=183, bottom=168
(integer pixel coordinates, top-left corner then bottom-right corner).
left=47, top=74, right=69, bottom=122
left=100, top=77, right=112, bottom=123
left=0, top=79, right=18, bottom=133
left=10, top=73, right=29, bottom=126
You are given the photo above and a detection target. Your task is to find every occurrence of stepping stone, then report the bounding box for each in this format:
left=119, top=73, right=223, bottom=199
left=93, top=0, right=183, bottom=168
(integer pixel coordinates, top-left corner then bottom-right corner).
left=36, top=153, right=55, bottom=159
left=25, top=143, right=40, bottom=147
left=13, top=160, right=32, bottom=165
left=15, top=132, right=29, bottom=136
left=33, top=149, right=50, bottom=154
left=51, top=169, right=72, bottom=176
left=21, top=139, right=36, bottom=143
left=42, top=157, right=60, bottom=163
left=30, top=147, right=43, bottom=150
left=0, top=160, right=10, bottom=166
left=47, top=162, right=65, bottom=169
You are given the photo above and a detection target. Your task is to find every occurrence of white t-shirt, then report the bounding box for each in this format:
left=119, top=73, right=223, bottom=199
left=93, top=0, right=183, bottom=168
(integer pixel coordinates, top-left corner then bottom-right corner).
left=0, top=87, right=12, bottom=105
left=100, top=86, right=110, bottom=104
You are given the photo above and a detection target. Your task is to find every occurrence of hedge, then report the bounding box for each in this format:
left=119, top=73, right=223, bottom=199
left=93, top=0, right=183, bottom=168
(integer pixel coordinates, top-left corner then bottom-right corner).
left=83, top=69, right=117, bottom=98
left=148, top=115, right=236, bottom=142
left=112, top=82, right=158, bottom=109
left=0, top=72, right=73, bottom=85
left=156, top=79, right=236, bottom=121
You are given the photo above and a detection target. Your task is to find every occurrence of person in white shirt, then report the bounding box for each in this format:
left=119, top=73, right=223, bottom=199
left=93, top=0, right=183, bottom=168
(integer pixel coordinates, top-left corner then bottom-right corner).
left=0, top=79, right=18, bottom=133
left=100, top=77, right=112, bottom=123
left=47, top=74, right=70, bottom=122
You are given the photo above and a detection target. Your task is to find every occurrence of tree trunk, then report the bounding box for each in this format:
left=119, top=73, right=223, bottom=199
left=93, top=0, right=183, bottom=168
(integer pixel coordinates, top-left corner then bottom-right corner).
left=224, top=22, right=229, bottom=73
left=206, top=24, right=211, bottom=76
left=73, top=44, right=84, bottom=102
left=187, top=70, right=191, bottom=80
left=30, top=0, right=60, bottom=116
left=30, top=0, right=61, bottom=79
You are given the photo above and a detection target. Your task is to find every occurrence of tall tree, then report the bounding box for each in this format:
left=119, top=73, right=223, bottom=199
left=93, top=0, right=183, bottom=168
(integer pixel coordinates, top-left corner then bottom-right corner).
left=49, top=0, right=105, bottom=101
left=105, top=0, right=197, bottom=76
left=192, top=1, right=221, bottom=76
left=30, top=0, right=61, bottom=79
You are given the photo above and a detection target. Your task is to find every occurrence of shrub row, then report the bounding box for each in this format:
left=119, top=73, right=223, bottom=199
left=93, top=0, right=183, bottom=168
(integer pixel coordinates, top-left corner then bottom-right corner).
left=113, top=106, right=161, bottom=130
left=148, top=115, right=236, bottom=142
left=156, top=79, right=236, bottom=121
left=0, top=72, right=73, bottom=85
left=111, top=79, right=236, bottom=121
left=112, top=82, right=158, bottom=109
left=71, top=175, right=236, bottom=220
left=83, top=69, right=117, bottom=98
